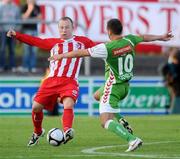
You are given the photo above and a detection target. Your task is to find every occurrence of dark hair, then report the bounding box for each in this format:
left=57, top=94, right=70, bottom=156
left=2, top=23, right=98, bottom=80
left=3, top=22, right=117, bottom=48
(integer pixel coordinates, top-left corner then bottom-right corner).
left=107, top=18, right=123, bottom=35
left=59, top=17, right=73, bottom=26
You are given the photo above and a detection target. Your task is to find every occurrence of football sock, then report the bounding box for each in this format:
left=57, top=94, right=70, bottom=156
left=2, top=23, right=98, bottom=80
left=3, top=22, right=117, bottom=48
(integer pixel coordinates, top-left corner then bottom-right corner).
left=32, top=110, right=43, bottom=135
left=114, top=113, right=124, bottom=121
left=105, top=119, right=136, bottom=142
left=62, top=109, right=74, bottom=132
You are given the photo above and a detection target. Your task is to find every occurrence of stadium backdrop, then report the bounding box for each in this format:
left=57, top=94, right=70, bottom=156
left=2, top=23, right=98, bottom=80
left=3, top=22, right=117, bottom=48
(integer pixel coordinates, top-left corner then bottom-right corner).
left=1, top=0, right=179, bottom=115
left=0, top=77, right=170, bottom=115
left=37, top=0, right=180, bottom=49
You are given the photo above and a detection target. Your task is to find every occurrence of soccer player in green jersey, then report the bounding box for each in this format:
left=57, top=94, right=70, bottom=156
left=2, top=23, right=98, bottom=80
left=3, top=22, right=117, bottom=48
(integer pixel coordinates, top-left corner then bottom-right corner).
left=93, top=62, right=133, bottom=134
left=48, top=18, right=173, bottom=152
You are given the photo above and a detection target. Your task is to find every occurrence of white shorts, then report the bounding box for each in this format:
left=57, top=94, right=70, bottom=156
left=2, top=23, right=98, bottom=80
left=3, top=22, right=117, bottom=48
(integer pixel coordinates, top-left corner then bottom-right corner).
left=99, top=101, right=120, bottom=114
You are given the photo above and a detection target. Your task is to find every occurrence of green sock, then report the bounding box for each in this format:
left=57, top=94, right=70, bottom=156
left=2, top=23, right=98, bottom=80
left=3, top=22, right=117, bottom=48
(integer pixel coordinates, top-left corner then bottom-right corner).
left=114, top=113, right=124, bottom=121
left=106, top=120, right=136, bottom=142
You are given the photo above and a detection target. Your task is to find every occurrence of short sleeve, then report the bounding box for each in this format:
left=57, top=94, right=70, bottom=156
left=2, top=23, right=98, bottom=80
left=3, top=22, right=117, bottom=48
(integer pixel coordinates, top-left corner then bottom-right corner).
left=88, top=43, right=108, bottom=59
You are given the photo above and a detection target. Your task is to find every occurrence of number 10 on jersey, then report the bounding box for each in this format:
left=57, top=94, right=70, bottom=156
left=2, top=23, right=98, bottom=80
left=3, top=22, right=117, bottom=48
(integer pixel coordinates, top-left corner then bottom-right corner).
left=118, top=54, right=134, bottom=76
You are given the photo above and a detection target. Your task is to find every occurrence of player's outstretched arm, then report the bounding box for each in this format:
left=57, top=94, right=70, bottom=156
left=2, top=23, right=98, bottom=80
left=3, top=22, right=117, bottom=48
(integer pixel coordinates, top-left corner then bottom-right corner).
left=141, top=31, right=174, bottom=42
left=48, top=49, right=90, bottom=61
left=7, top=29, right=55, bottom=50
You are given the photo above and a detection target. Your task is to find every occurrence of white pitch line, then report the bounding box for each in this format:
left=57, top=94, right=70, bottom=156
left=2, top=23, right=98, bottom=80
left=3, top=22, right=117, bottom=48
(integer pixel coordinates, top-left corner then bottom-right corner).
left=1, top=154, right=180, bottom=159
left=0, top=141, right=180, bottom=159
left=82, top=140, right=180, bottom=159
left=0, top=155, right=113, bottom=159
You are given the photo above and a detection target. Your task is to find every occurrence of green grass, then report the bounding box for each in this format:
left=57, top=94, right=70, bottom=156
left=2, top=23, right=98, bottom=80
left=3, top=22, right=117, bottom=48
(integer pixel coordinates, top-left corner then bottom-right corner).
left=0, top=115, right=180, bottom=159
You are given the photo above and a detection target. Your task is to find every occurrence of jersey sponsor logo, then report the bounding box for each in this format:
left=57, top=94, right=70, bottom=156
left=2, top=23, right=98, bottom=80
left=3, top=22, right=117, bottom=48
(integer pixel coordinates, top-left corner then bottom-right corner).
left=119, top=72, right=133, bottom=81
left=103, top=72, right=114, bottom=103
left=112, top=45, right=132, bottom=56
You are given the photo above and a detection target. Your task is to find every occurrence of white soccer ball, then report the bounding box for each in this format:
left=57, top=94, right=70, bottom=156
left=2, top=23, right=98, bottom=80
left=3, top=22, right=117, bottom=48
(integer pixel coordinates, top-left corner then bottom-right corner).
left=47, top=128, right=64, bottom=146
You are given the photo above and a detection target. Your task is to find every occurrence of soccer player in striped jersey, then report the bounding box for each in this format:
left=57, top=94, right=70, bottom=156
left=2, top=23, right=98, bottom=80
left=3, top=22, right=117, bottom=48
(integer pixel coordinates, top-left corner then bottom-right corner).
left=48, top=18, right=173, bottom=152
left=7, top=16, right=95, bottom=146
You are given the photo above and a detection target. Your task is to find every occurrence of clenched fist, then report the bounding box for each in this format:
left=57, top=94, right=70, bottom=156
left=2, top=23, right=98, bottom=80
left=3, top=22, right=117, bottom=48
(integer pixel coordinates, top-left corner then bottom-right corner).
left=7, top=29, right=16, bottom=38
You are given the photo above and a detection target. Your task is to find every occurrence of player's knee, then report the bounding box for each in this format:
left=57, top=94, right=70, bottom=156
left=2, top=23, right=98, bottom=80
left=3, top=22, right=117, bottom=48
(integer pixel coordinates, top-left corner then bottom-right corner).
left=63, top=97, right=75, bottom=109
left=32, top=106, right=42, bottom=113
left=32, top=102, right=43, bottom=112
left=64, top=105, right=74, bottom=109
left=101, top=119, right=114, bottom=129
left=93, top=92, right=100, bottom=101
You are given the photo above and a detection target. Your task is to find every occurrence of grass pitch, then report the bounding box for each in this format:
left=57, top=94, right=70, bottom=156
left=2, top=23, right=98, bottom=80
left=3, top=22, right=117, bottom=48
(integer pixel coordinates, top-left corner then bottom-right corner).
left=0, top=115, right=180, bottom=159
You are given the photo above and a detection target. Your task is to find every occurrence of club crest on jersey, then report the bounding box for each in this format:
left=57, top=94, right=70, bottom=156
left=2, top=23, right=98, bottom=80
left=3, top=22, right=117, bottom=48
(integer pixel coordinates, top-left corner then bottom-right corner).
left=75, top=43, right=81, bottom=49
left=112, top=45, right=132, bottom=56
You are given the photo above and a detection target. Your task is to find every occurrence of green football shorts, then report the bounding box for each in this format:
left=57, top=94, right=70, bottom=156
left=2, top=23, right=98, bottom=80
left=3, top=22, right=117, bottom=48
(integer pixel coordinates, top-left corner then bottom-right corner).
left=99, top=81, right=129, bottom=114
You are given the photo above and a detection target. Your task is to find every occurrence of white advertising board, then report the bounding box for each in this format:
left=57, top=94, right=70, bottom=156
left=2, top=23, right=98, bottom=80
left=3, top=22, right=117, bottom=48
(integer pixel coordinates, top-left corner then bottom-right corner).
left=37, top=0, right=180, bottom=47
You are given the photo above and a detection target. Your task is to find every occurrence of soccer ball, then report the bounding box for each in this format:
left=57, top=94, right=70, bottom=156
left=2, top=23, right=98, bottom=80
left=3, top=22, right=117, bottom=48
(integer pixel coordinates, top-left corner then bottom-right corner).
left=47, top=128, right=64, bottom=146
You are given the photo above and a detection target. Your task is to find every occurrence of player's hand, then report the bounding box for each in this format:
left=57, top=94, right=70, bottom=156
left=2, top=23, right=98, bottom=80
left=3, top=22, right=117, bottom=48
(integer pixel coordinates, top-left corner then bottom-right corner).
left=161, top=31, right=174, bottom=41
left=48, top=54, right=62, bottom=61
left=7, top=29, right=16, bottom=38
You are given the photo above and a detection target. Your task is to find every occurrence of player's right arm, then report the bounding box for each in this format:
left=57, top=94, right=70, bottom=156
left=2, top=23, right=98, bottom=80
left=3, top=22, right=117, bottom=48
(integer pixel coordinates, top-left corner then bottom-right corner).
left=141, top=31, right=174, bottom=42
left=126, top=31, right=173, bottom=47
left=7, top=29, right=59, bottom=51
left=48, top=49, right=90, bottom=61
left=48, top=43, right=107, bottom=61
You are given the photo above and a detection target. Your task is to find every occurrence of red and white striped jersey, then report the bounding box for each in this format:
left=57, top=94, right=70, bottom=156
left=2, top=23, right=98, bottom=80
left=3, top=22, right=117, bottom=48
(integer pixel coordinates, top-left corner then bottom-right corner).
left=15, top=32, right=95, bottom=79
left=48, top=37, right=86, bottom=79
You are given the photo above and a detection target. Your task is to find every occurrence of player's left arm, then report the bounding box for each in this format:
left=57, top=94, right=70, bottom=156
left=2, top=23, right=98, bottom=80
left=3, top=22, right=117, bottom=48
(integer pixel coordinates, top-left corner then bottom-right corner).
left=141, top=31, right=174, bottom=42
left=48, top=49, right=90, bottom=61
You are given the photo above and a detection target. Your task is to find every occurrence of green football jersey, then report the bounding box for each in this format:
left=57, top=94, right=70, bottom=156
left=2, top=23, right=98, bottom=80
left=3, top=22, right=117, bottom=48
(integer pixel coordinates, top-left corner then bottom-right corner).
left=104, top=34, right=143, bottom=83
left=105, top=62, right=110, bottom=80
